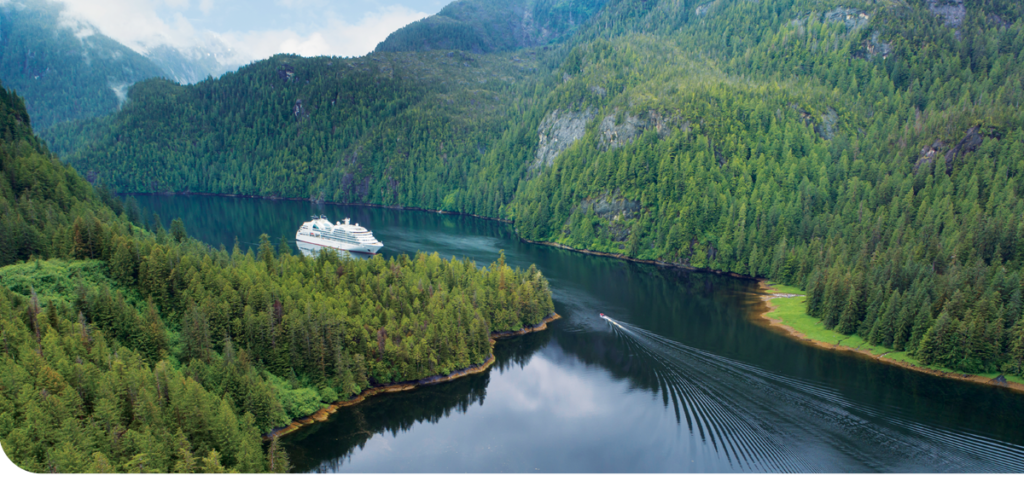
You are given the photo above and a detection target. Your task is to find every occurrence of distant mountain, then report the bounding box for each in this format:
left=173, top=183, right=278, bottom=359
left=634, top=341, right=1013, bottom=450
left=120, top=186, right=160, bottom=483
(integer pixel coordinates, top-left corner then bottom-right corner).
left=0, top=0, right=238, bottom=130
left=48, top=0, right=1024, bottom=379
left=0, top=0, right=167, bottom=130
left=145, top=39, right=242, bottom=85
left=375, top=0, right=608, bottom=54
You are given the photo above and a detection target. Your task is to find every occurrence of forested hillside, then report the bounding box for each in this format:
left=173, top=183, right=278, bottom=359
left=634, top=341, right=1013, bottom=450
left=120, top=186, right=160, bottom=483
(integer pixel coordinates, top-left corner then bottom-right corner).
left=45, top=49, right=547, bottom=216
left=0, top=0, right=239, bottom=132
left=512, top=0, right=1024, bottom=374
left=0, top=81, right=555, bottom=472
left=42, top=0, right=1024, bottom=376
left=0, top=0, right=167, bottom=130
left=375, top=0, right=607, bottom=54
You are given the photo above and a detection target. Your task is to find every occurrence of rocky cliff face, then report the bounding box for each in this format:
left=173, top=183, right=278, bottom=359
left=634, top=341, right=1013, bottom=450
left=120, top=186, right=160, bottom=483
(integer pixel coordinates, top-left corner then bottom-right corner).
left=928, top=0, right=965, bottom=28
left=534, top=108, right=593, bottom=166
left=597, top=110, right=676, bottom=150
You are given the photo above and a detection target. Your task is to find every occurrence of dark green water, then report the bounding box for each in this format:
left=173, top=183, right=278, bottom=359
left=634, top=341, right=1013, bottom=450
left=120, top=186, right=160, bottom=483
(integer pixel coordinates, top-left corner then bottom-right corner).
left=135, top=194, right=1024, bottom=473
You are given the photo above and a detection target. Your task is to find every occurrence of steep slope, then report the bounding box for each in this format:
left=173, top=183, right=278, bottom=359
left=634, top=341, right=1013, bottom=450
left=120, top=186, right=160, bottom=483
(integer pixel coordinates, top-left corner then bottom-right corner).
left=47, top=49, right=549, bottom=215
left=0, top=0, right=241, bottom=131
left=144, top=38, right=242, bottom=85
left=511, top=0, right=1024, bottom=374
left=375, top=0, right=608, bottom=54
left=0, top=78, right=555, bottom=472
left=0, top=0, right=167, bottom=130
left=42, top=0, right=1024, bottom=376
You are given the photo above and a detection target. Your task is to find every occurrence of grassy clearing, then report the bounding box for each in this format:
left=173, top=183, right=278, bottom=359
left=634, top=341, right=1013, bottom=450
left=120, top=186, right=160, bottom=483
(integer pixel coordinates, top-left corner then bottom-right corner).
left=763, top=283, right=1024, bottom=387
left=764, top=282, right=804, bottom=295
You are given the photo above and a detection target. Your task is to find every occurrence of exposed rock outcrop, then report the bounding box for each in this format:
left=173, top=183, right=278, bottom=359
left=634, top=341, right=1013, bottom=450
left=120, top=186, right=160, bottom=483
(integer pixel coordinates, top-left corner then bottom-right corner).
left=928, top=0, right=965, bottom=28
left=916, top=126, right=996, bottom=175
left=915, top=139, right=946, bottom=174
left=597, top=110, right=673, bottom=150
left=695, top=0, right=722, bottom=17
left=573, top=194, right=641, bottom=242
left=600, top=110, right=687, bottom=151
left=791, top=105, right=837, bottom=141
left=864, top=31, right=892, bottom=60
left=944, top=125, right=985, bottom=171
left=817, top=107, right=838, bottom=141
left=534, top=109, right=593, bottom=166
left=824, top=7, right=870, bottom=30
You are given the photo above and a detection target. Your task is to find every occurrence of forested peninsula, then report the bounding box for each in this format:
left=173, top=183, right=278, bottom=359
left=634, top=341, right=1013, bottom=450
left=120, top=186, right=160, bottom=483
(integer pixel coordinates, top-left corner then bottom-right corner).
left=0, top=82, right=556, bottom=472
left=44, top=0, right=1024, bottom=379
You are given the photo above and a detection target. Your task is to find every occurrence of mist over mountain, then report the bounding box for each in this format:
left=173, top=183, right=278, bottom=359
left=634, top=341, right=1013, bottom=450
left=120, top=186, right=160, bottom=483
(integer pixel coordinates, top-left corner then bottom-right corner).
left=6, top=0, right=1024, bottom=474
left=44, top=0, right=1024, bottom=380
left=0, top=0, right=238, bottom=129
left=144, top=40, right=242, bottom=85
left=0, top=0, right=166, bottom=129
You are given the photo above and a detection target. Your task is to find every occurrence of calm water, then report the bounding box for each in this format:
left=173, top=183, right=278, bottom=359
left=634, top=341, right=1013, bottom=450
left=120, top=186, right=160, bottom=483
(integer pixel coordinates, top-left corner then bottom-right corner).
left=135, top=194, right=1024, bottom=473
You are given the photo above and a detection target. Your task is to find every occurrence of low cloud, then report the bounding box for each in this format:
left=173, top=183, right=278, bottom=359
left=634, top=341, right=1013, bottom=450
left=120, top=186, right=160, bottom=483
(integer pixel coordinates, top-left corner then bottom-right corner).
left=220, top=6, right=428, bottom=60
left=55, top=0, right=428, bottom=62
left=59, top=0, right=198, bottom=53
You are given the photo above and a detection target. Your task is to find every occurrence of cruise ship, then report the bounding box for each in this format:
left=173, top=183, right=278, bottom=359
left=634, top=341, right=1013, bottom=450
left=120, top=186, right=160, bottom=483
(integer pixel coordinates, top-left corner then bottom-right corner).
left=295, top=215, right=383, bottom=254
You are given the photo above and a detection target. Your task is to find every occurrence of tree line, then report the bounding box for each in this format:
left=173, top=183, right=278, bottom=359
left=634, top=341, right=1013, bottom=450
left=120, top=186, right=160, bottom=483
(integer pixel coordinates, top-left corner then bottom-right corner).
left=0, top=81, right=555, bottom=472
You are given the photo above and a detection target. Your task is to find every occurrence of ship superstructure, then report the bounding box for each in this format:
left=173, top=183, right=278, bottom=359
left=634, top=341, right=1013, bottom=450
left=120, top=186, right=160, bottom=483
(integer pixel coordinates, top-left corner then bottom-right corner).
left=295, top=215, right=383, bottom=254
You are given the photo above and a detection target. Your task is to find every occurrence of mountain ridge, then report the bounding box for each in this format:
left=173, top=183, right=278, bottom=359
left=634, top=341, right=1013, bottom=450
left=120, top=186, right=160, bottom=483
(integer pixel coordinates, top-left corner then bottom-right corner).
left=40, top=0, right=1024, bottom=376
left=0, top=0, right=238, bottom=130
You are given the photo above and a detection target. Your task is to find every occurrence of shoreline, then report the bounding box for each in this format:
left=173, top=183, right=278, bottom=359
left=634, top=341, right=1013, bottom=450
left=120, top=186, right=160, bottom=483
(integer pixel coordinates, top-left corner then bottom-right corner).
left=132, top=191, right=1024, bottom=398
left=126, top=190, right=752, bottom=280
left=515, top=235, right=755, bottom=281
left=264, top=312, right=560, bottom=440
left=753, top=281, right=1024, bottom=394
left=123, top=191, right=515, bottom=224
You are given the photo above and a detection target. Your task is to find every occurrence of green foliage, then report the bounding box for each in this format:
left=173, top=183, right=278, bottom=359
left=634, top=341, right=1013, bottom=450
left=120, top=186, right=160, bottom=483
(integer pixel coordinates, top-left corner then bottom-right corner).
left=0, top=0, right=167, bottom=130
left=511, top=0, right=1024, bottom=375
left=0, top=79, right=555, bottom=472
left=11, top=0, right=1024, bottom=468
left=376, top=0, right=608, bottom=54
left=46, top=50, right=549, bottom=220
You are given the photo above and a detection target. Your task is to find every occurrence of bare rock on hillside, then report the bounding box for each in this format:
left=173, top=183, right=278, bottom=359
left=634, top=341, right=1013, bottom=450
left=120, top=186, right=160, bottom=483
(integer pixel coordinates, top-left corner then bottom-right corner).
left=576, top=194, right=641, bottom=241
left=865, top=31, right=892, bottom=60
left=928, top=0, right=965, bottom=28
left=915, top=140, right=946, bottom=174
left=824, top=7, right=870, bottom=30
left=817, top=107, right=838, bottom=141
left=534, top=109, right=594, bottom=166
left=943, top=125, right=984, bottom=172
left=917, top=126, right=997, bottom=175
left=598, top=110, right=672, bottom=150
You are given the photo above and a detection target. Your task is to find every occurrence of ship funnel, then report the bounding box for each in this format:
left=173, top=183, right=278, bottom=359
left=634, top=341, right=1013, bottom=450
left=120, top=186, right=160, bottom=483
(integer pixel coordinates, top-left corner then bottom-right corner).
left=343, top=218, right=350, bottom=225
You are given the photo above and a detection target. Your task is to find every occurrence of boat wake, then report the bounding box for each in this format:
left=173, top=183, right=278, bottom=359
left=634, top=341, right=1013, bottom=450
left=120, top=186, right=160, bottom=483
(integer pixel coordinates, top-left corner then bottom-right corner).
left=597, top=314, right=1024, bottom=472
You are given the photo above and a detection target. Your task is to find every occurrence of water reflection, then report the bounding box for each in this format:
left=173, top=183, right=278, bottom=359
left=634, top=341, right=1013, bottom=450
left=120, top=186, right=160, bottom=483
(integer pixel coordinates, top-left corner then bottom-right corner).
left=294, top=240, right=369, bottom=260
left=133, top=194, right=1024, bottom=473
left=283, top=330, right=551, bottom=473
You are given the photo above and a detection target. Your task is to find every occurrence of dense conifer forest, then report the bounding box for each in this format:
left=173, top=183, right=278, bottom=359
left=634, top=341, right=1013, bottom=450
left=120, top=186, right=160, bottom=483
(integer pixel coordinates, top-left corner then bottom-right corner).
left=375, top=0, right=609, bottom=54
left=0, top=82, right=554, bottom=472
left=44, top=0, right=1024, bottom=376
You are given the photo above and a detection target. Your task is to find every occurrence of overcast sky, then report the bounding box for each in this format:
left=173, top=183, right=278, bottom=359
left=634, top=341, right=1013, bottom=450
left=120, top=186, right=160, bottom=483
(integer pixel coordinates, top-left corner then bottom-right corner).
left=56, top=0, right=451, bottom=63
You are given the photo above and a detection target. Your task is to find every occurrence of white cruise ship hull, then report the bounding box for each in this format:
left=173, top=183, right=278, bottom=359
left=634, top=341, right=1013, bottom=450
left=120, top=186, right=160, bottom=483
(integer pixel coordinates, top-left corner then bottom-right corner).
left=295, top=234, right=382, bottom=254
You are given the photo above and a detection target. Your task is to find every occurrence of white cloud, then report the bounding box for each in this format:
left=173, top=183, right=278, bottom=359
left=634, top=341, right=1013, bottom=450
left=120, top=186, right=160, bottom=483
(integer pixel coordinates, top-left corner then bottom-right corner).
left=220, top=6, right=427, bottom=60
left=59, top=0, right=198, bottom=52
left=56, top=0, right=427, bottom=62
